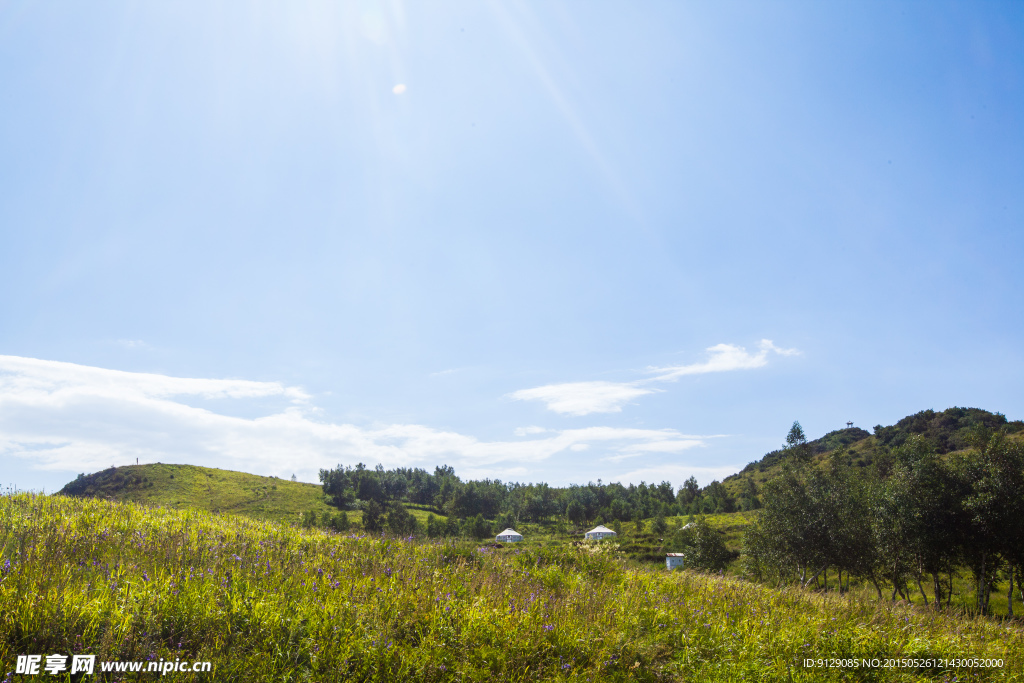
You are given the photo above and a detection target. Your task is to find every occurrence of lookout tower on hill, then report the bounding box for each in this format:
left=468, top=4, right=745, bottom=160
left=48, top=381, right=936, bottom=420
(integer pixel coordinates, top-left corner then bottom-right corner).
left=846, top=421, right=853, bottom=429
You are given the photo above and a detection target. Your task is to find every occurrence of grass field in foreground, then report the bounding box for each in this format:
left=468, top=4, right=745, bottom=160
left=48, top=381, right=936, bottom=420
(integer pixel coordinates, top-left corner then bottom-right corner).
left=2, top=493, right=1022, bottom=682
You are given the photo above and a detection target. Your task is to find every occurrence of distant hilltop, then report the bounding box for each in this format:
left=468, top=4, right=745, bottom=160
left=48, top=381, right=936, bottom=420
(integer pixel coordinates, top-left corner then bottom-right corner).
left=58, top=462, right=333, bottom=526
left=722, top=406, right=1024, bottom=499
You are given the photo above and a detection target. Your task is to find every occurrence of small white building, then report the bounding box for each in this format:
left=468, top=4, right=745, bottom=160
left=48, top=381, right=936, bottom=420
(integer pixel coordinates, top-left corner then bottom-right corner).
left=496, top=528, right=523, bottom=543
left=666, top=553, right=685, bottom=570
left=585, top=525, right=617, bottom=540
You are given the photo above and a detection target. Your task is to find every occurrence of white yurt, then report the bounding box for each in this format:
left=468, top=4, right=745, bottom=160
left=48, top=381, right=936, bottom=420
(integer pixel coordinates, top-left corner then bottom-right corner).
left=584, top=525, right=617, bottom=540
left=496, top=528, right=523, bottom=543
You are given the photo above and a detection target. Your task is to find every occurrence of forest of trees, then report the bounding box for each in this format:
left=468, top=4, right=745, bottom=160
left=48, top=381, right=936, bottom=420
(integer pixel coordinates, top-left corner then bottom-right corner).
left=745, top=420, right=1024, bottom=616
left=318, top=459, right=746, bottom=540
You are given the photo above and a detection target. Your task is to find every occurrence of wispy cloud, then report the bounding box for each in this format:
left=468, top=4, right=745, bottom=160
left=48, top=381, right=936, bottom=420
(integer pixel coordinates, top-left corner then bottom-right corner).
left=617, top=439, right=707, bottom=453
left=508, top=381, right=656, bottom=417
left=0, top=355, right=310, bottom=403
left=513, top=426, right=549, bottom=436
left=509, top=340, right=800, bottom=416
left=0, top=356, right=717, bottom=485
left=647, top=340, right=800, bottom=382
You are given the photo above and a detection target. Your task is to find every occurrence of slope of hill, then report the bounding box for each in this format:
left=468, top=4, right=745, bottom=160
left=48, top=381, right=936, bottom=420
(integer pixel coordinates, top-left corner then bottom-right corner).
left=57, top=462, right=344, bottom=526
left=722, top=407, right=1024, bottom=498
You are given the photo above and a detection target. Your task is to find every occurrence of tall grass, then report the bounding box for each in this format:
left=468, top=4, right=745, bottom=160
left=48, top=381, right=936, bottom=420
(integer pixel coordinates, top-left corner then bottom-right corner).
left=1, top=493, right=1021, bottom=681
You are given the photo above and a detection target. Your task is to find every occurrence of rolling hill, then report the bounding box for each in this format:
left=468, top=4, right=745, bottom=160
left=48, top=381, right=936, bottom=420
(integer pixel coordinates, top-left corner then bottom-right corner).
left=57, top=462, right=346, bottom=526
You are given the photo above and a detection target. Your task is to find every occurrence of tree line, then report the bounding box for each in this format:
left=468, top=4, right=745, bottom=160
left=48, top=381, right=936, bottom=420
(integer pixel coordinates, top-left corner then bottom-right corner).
left=745, top=422, right=1024, bottom=616
left=317, top=462, right=747, bottom=538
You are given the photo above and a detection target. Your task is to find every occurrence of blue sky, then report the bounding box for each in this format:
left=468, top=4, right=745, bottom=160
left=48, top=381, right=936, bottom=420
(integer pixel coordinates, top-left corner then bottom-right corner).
left=2, top=1, right=1022, bottom=492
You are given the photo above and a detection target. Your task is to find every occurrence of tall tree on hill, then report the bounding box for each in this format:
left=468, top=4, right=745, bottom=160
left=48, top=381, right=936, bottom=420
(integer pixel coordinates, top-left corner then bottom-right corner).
left=786, top=421, right=812, bottom=464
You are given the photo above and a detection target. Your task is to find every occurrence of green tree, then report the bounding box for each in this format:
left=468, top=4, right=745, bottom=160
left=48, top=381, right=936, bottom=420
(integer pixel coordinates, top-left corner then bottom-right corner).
left=742, top=465, right=817, bottom=585
left=786, top=421, right=811, bottom=464
left=426, top=513, right=443, bottom=538
left=681, top=476, right=700, bottom=502
left=566, top=499, right=586, bottom=528
left=302, top=510, right=318, bottom=528
left=876, top=438, right=962, bottom=605
left=330, top=511, right=350, bottom=532
left=959, top=433, right=1024, bottom=615
left=671, top=517, right=729, bottom=572
left=652, top=511, right=668, bottom=535
left=498, top=511, right=516, bottom=531
left=386, top=502, right=419, bottom=536
left=467, top=514, right=490, bottom=539
left=362, top=500, right=384, bottom=533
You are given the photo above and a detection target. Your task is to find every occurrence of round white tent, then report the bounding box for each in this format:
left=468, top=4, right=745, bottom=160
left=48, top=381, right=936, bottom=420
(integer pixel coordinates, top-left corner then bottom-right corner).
left=496, top=528, right=523, bottom=543
left=584, top=525, right=617, bottom=540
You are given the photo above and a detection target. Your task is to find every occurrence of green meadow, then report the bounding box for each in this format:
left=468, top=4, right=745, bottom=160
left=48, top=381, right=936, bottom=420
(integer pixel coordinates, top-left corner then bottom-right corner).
left=3, top=493, right=1022, bottom=682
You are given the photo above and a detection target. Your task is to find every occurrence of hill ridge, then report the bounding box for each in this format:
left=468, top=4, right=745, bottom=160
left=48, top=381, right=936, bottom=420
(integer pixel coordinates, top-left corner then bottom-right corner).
left=58, top=462, right=335, bottom=526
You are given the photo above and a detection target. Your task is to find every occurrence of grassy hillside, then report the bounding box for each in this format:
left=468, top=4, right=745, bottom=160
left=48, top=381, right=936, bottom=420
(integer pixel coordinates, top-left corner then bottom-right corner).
left=3, top=493, right=1022, bottom=682
left=57, top=463, right=356, bottom=527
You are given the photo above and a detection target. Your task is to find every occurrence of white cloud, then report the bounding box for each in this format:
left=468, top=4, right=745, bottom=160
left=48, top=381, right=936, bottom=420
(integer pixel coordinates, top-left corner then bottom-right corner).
left=392, top=83, right=406, bottom=94
left=617, top=439, right=705, bottom=453
left=0, top=355, right=310, bottom=403
left=649, top=339, right=800, bottom=381
left=0, top=356, right=716, bottom=485
left=598, top=452, right=642, bottom=463
left=508, top=380, right=655, bottom=416
left=510, top=340, right=800, bottom=416
left=514, top=425, right=549, bottom=436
